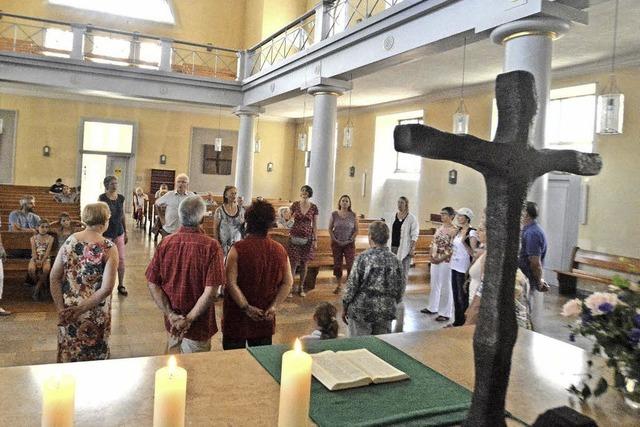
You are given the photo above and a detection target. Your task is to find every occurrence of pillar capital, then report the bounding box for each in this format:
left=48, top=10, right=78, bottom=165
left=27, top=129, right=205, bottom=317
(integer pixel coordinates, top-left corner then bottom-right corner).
left=490, top=17, right=570, bottom=45
left=233, top=105, right=263, bottom=117
left=303, top=77, right=352, bottom=96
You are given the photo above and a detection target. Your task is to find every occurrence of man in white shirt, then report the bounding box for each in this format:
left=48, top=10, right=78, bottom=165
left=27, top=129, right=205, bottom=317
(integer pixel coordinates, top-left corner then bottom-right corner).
left=155, top=174, right=196, bottom=235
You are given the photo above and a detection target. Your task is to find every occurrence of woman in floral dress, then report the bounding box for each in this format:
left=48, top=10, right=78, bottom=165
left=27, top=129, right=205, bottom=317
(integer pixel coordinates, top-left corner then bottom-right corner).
left=50, top=202, right=119, bottom=363
left=421, top=207, right=458, bottom=322
left=287, top=185, right=318, bottom=297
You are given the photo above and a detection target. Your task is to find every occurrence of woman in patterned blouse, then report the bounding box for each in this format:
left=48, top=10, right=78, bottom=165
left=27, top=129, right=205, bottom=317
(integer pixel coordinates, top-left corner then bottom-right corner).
left=342, top=221, right=405, bottom=337
left=50, top=202, right=119, bottom=362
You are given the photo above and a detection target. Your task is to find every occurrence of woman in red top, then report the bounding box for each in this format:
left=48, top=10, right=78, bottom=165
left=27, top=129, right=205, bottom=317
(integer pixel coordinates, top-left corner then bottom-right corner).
left=222, top=200, right=293, bottom=350
left=287, top=185, right=318, bottom=297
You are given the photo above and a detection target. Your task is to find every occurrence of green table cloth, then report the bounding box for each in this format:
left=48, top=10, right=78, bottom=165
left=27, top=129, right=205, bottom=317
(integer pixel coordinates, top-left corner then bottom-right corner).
left=248, top=336, right=472, bottom=426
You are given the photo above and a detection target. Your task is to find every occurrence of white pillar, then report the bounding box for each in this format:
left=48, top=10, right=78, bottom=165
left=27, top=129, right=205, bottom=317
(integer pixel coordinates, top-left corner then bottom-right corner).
left=314, top=0, right=333, bottom=43
left=159, top=38, right=173, bottom=72
left=306, top=80, right=350, bottom=228
left=233, top=106, right=262, bottom=203
left=236, top=50, right=247, bottom=81
left=491, top=17, right=570, bottom=225
left=70, top=24, right=86, bottom=61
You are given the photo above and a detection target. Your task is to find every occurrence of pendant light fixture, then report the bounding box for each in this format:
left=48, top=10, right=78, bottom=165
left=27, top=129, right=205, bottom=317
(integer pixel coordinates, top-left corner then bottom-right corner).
left=215, top=103, right=223, bottom=151
left=254, top=117, right=262, bottom=153
left=452, top=36, right=469, bottom=135
left=596, top=0, right=624, bottom=135
left=343, top=76, right=354, bottom=148
left=297, top=96, right=308, bottom=151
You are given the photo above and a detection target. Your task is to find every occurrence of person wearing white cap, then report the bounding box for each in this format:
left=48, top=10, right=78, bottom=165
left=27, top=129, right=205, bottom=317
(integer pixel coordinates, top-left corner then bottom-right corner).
left=449, top=207, right=479, bottom=326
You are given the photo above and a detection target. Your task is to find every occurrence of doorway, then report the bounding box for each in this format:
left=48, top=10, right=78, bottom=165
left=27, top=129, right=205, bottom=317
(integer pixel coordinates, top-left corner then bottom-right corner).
left=78, top=120, right=136, bottom=211
left=542, top=173, right=582, bottom=285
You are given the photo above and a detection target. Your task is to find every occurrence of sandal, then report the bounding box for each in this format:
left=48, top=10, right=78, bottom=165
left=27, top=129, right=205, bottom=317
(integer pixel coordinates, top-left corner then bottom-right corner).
left=435, top=315, right=450, bottom=322
left=333, top=286, right=341, bottom=295
left=117, top=285, right=128, bottom=296
left=299, top=289, right=306, bottom=297
left=0, top=307, right=12, bottom=316
left=420, top=308, right=437, bottom=314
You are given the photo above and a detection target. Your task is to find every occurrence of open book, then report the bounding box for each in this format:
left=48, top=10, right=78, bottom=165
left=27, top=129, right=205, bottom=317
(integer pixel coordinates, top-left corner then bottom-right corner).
left=311, top=348, right=409, bottom=391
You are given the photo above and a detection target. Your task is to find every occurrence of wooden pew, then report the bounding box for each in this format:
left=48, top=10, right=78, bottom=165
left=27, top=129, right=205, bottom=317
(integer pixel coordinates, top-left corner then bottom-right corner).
left=0, top=185, right=81, bottom=230
left=268, top=230, right=433, bottom=291
left=0, top=231, right=59, bottom=283
left=554, top=247, right=640, bottom=295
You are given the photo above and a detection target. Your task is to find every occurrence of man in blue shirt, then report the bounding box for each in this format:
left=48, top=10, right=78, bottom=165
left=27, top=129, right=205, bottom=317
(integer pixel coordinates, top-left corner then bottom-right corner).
left=8, top=196, right=41, bottom=232
left=519, top=201, right=548, bottom=329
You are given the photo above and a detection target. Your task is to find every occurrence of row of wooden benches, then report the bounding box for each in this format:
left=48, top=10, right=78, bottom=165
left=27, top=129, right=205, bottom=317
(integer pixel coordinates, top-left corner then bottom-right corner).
left=0, top=185, right=81, bottom=230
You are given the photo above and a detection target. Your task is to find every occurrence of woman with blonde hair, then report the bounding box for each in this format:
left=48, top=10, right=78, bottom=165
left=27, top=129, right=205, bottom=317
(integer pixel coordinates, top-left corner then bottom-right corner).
left=50, top=202, right=119, bottom=362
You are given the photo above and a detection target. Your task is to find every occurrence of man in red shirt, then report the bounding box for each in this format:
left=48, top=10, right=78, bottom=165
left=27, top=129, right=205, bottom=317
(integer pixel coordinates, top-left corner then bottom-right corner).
left=146, top=196, right=225, bottom=353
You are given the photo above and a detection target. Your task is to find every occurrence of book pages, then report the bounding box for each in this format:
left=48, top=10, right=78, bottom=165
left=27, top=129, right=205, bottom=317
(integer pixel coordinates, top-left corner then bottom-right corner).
left=339, top=349, right=410, bottom=384
left=311, top=351, right=371, bottom=391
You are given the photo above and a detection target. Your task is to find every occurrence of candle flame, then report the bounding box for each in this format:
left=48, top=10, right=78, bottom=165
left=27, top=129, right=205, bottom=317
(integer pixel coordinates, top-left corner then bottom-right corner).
left=168, top=355, right=177, bottom=373
left=294, top=338, right=302, bottom=352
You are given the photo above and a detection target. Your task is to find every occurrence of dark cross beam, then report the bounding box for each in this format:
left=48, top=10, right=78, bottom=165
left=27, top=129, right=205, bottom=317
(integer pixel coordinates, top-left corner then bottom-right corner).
left=394, top=71, right=602, bottom=426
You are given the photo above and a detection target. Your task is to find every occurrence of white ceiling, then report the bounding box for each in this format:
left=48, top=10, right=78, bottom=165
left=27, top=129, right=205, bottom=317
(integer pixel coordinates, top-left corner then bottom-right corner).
left=264, top=0, right=640, bottom=118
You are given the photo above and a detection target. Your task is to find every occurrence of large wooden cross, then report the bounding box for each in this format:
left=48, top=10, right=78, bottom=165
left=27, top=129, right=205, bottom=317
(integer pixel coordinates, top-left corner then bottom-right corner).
left=394, top=71, right=602, bottom=426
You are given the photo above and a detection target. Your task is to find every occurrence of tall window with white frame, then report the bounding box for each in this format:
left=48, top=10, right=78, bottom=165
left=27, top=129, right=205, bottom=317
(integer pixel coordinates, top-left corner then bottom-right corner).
left=395, top=117, right=423, bottom=173
left=491, top=83, right=597, bottom=153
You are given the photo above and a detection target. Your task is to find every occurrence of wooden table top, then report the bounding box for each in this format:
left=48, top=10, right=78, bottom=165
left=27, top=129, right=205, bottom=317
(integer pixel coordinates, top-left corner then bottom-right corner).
left=0, top=327, right=636, bottom=426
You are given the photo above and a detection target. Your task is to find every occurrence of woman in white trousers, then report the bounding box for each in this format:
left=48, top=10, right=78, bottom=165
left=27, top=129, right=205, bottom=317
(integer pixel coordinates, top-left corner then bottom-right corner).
left=421, top=207, right=457, bottom=322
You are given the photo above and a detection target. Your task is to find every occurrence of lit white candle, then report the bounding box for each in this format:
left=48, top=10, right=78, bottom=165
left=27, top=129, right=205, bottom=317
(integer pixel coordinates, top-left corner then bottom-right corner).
left=278, top=338, right=312, bottom=427
left=41, top=373, right=75, bottom=427
left=153, top=356, right=187, bottom=427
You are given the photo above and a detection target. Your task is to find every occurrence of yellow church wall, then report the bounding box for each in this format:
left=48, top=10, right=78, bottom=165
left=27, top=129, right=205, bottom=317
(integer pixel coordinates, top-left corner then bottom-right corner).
left=243, top=0, right=265, bottom=49
left=563, top=69, right=639, bottom=258
left=252, top=119, right=297, bottom=200
left=0, top=93, right=295, bottom=200
left=417, top=93, right=491, bottom=225
left=2, top=0, right=247, bottom=49
left=260, top=0, right=308, bottom=41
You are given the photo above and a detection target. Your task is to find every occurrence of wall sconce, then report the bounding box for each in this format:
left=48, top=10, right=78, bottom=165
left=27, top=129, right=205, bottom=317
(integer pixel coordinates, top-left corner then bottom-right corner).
left=254, top=138, right=262, bottom=154
left=159, top=154, right=167, bottom=165
left=448, top=169, right=458, bottom=185
left=42, top=145, right=51, bottom=157
left=266, top=162, right=274, bottom=172
left=349, top=166, right=355, bottom=177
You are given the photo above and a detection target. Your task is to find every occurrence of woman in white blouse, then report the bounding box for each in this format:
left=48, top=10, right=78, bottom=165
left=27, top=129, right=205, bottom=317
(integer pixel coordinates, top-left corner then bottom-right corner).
left=450, top=207, right=479, bottom=327
left=389, top=196, right=419, bottom=332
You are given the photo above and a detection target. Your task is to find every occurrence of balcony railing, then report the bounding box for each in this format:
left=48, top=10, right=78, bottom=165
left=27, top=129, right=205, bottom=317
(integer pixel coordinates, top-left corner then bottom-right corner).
left=243, top=0, right=406, bottom=78
left=326, top=0, right=404, bottom=37
left=0, top=12, right=239, bottom=81
left=171, top=41, right=237, bottom=80
left=246, top=9, right=316, bottom=76
left=0, top=1, right=408, bottom=82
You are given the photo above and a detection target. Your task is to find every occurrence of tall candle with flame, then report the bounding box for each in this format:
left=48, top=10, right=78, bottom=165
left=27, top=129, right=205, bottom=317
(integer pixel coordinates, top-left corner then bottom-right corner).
left=278, top=338, right=312, bottom=427
left=41, top=373, right=75, bottom=427
left=153, top=356, right=187, bottom=427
